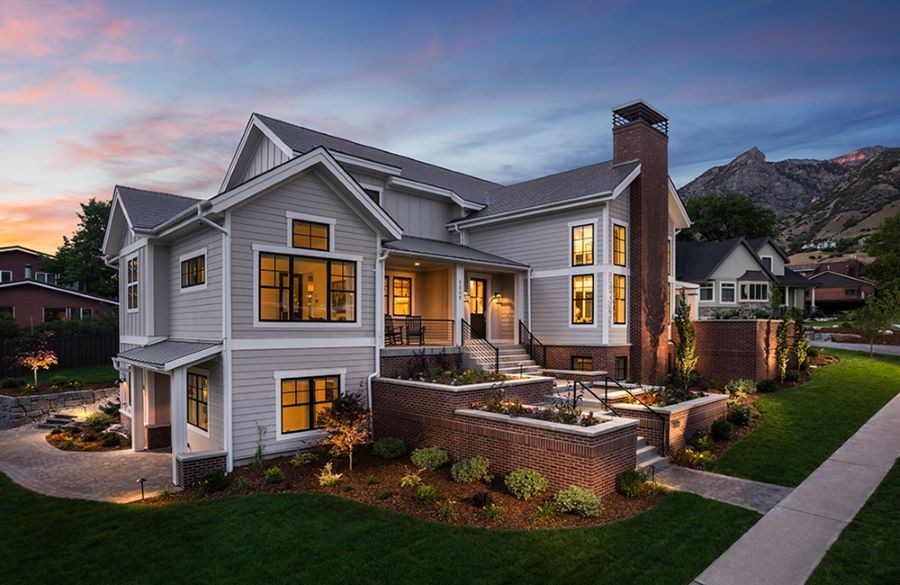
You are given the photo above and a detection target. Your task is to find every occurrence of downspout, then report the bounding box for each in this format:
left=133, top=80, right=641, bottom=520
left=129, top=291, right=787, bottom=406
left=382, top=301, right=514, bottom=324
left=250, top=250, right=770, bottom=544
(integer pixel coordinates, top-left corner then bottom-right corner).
left=367, top=245, right=391, bottom=413
left=527, top=267, right=533, bottom=329
left=219, top=213, right=233, bottom=472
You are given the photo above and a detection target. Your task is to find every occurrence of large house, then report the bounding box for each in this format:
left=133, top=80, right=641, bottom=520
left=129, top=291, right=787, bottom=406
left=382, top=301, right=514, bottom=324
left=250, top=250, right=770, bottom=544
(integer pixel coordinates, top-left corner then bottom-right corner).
left=103, top=100, right=691, bottom=485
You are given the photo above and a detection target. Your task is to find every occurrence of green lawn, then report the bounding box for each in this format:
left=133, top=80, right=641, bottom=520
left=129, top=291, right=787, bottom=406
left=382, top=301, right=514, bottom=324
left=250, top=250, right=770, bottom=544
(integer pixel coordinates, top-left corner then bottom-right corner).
left=35, top=365, right=117, bottom=385
left=0, top=473, right=758, bottom=585
left=713, top=350, right=900, bottom=486
left=807, top=460, right=900, bottom=585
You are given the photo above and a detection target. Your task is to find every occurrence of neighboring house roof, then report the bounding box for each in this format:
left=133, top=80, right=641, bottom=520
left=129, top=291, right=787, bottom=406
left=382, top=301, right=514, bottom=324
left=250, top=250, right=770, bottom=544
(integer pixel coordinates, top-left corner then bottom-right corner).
left=116, top=186, right=201, bottom=230
left=807, top=271, right=875, bottom=288
left=0, top=280, right=118, bottom=304
left=675, top=237, right=748, bottom=283
left=746, top=236, right=790, bottom=262
left=459, top=159, right=641, bottom=222
left=254, top=114, right=502, bottom=205
left=383, top=236, right=527, bottom=268
left=776, top=268, right=816, bottom=287
left=0, top=245, right=47, bottom=257
left=117, top=340, right=222, bottom=372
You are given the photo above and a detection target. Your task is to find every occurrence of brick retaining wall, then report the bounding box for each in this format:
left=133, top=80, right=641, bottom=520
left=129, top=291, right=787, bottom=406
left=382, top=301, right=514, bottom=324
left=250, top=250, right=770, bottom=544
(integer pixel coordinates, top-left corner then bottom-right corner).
left=611, top=394, right=729, bottom=452
left=684, top=320, right=794, bottom=384
left=176, top=450, right=227, bottom=487
left=0, top=386, right=118, bottom=429
left=545, top=346, right=631, bottom=377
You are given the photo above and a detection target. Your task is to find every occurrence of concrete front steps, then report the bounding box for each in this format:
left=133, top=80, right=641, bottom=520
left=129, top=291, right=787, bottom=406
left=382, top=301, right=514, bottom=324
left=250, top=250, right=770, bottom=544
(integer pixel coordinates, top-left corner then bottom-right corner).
left=466, top=344, right=542, bottom=376
left=635, top=435, right=668, bottom=473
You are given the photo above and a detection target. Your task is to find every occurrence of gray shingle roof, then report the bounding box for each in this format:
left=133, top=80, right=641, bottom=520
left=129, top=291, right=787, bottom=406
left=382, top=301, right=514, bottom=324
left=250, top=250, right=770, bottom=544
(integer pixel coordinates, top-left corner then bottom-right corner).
left=675, top=238, right=745, bottom=283
left=746, top=236, right=789, bottom=261
left=383, top=236, right=527, bottom=268
left=776, top=268, right=815, bottom=286
left=460, top=159, right=640, bottom=221
left=118, top=340, right=221, bottom=370
left=739, top=270, right=770, bottom=281
left=255, top=114, right=502, bottom=204
left=117, top=186, right=200, bottom=230
left=808, top=271, right=873, bottom=287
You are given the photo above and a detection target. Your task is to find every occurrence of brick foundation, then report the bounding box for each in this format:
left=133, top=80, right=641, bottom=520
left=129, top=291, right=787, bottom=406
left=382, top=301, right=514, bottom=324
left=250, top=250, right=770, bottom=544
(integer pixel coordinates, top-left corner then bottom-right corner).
left=176, top=451, right=227, bottom=487
left=611, top=394, right=728, bottom=452
left=146, top=424, right=172, bottom=450
left=545, top=346, right=631, bottom=377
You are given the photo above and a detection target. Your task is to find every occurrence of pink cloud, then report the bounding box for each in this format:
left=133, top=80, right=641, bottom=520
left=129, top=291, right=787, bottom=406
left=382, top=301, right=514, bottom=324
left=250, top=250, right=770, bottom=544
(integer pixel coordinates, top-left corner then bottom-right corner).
left=0, top=69, right=129, bottom=105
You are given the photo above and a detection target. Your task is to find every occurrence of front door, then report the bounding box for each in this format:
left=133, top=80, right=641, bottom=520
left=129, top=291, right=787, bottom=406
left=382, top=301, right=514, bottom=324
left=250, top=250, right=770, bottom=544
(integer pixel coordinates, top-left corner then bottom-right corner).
left=469, top=278, right=487, bottom=338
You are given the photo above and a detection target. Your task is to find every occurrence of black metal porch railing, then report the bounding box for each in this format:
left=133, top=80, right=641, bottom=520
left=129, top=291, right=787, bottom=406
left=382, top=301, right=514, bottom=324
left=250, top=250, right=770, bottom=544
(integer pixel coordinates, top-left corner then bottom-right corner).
left=384, top=318, right=455, bottom=346
left=461, top=319, right=500, bottom=373
left=518, top=320, right=547, bottom=368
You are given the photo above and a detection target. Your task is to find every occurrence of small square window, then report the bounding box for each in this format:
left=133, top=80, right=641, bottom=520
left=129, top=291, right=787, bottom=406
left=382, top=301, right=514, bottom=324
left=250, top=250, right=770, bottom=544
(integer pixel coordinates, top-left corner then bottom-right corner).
left=572, top=356, right=593, bottom=371
left=292, top=220, right=330, bottom=251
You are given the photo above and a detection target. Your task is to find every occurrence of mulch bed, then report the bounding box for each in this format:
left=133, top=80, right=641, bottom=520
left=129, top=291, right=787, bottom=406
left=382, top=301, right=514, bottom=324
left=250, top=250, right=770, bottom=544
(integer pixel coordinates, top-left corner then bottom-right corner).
left=146, top=450, right=667, bottom=530
left=45, top=429, right=130, bottom=452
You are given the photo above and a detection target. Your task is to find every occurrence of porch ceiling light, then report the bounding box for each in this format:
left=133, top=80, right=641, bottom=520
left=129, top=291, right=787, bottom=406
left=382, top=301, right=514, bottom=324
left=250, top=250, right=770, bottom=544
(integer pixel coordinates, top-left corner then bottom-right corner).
left=413, top=261, right=421, bottom=267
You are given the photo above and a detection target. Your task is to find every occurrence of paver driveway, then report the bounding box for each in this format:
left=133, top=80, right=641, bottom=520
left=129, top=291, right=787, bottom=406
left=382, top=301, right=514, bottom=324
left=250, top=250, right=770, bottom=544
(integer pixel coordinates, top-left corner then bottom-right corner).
left=0, top=421, right=171, bottom=503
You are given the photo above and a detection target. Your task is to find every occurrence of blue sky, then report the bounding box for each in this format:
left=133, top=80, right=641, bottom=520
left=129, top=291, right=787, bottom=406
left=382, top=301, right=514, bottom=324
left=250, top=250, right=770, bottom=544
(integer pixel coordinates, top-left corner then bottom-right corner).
left=1, top=0, right=899, bottom=251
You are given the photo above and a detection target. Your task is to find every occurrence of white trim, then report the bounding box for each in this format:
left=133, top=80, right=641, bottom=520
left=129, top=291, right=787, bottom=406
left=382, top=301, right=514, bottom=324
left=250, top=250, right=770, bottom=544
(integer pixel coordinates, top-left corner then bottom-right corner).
left=385, top=176, right=484, bottom=211
left=251, top=246, right=363, bottom=330
left=739, top=281, right=769, bottom=302
left=219, top=116, right=294, bottom=193
left=120, top=335, right=167, bottom=345
left=186, top=367, right=211, bottom=438
left=332, top=152, right=401, bottom=176
left=699, top=281, right=715, bottom=303
left=612, top=163, right=641, bottom=200
left=0, top=279, right=118, bottom=305
left=601, top=203, right=610, bottom=344
left=178, top=247, right=208, bottom=292
left=807, top=270, right=874, bottom=285
left=125, top=252, right=139, bottom=313
left=274, top=367, right=347, bottom=442
left=231, top=337, right=376, bottom=350
left=531, top=265, right=630, bottom=279
left=113, top=237, right=148, bottom=260
left=668, top=177, right=691, bottom=230
left=358, top=182, right=383, bottom=206
left=568, top=217, right=598, bottom=268
left=759, top=255, right=774, bottom=273
left=223, top=211, right=234, bottom=472
left=568, top=273, right=598, bottom=329
left=284, top=211, right=337, bottom=251
left=719, top=281, right=737, bottom=304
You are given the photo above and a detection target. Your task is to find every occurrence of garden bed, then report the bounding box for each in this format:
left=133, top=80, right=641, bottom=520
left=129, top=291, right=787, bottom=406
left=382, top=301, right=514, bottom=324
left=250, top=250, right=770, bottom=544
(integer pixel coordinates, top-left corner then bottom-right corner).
left=147, top=449, right=666, bottom=530
left=611, top=393, right=729, bottom=452
left=45, top=412, right=130, bottom=452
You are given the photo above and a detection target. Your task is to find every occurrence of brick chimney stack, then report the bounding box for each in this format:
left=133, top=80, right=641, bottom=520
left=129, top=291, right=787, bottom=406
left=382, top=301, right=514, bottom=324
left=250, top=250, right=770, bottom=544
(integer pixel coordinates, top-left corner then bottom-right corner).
left=611, top=100, right=670, bottom=383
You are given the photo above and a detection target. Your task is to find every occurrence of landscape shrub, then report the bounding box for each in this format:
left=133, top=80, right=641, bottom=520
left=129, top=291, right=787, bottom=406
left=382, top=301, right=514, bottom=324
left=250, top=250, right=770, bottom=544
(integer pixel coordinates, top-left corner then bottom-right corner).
left=671, top=447, right=714, bottom=470
left=438, top=498, right=457, bottom=521
left=504, top=468, right=549, bottom=500
left=690, top=431, right=714, bottom=452
left=807, top=347, right=821, bottom=358
left=101, top=433, right=120, bottom=447
left=551, top=485, right=603, bottom=517
left=415, top=483, right=438, bottom=503
left=0, top=377, right=23, bottom=389
left=377, top=490, right=395, bottom=500
left=450, top=456, right=492, bottom=483
left=481, top=503, right=502, bottom=521
left=317, top=462, right=342, bottom=486
left=615, top=469, right=648, bottom=499
left=399, top=469, right=423, bottom=489
left=65, top=378, right=83, bottom=390
left=233, top=476, right=250, bottom=494
left=469, top=491, right=493, bottom=509
left=531, top=502, right=557, bottom=521
left=198, top=469, right=229, bottom=494
left=49, top=375, right=68, bottom=388
left=757, top=379, right=779, bottom=393
left=289, top=451, right=318, bottom=467
left=49, top=426, right=61, bottom=435
left=410, top=446, right=449, bottom=470
left=724, top=379, right=756, bottom=399
left=728, top=404, right=753, bottom=426
left=711, top=420, right=733, bottom=441
left=372, top=437, right=406, bottom=459
left=264, top=466, right=285, bottom=484
left=20, top=383, right=37, bottom=395
left=58, top=438, right=75, bottom=450
left=85, top=412, right=115, bottom=432
left=784, top=370, right=800, bottom=382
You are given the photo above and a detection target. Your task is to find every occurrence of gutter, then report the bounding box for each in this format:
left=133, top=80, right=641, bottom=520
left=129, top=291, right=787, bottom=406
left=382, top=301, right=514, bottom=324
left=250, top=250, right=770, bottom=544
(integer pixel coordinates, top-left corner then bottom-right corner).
left=366, top=247, right=391, bottom=415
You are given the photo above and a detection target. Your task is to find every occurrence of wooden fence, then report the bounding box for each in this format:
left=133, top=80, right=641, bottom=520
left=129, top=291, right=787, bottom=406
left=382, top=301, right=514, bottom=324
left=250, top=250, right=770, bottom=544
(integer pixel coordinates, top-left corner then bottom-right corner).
left=0, top=333, right=119, bottom=378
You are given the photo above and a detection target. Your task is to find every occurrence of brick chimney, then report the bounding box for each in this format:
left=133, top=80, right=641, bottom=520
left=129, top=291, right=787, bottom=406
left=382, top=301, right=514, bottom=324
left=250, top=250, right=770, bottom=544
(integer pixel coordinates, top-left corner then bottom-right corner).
left=612, top=100, right=670, bottom=384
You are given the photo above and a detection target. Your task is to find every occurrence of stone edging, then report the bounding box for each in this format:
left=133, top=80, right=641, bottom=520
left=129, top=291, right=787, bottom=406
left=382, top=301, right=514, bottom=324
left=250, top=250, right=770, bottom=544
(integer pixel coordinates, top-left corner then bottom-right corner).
left=611, top=392, right=728, bottom=414
left=0, top=387, right=118, bottom=429
left=373, top=375, right=554, bottom=392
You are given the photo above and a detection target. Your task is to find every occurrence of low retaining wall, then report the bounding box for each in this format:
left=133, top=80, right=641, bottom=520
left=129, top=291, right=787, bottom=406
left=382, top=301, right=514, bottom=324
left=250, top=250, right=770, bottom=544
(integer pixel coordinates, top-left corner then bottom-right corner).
left=611, top=393, right=729, bottom=452
left=688, top=320, right=794, bottom=383
left=372, top=376, right=637, bottom=495
left=0, top=386, right=118, bottom=429
left=176, top=450, right=227, bottom=487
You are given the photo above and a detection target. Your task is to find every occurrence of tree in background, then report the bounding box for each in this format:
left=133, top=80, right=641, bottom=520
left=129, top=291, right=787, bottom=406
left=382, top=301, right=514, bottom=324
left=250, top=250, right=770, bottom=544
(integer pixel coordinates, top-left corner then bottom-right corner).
left=672, top=290, right=698, bottom=392
left=678, top=193, right=777, bottom=242
left=848, top=291, right=899, bottom=357
left=864, top=212, right=900, bottom=294
left=42, top=199, right=117, bottom=299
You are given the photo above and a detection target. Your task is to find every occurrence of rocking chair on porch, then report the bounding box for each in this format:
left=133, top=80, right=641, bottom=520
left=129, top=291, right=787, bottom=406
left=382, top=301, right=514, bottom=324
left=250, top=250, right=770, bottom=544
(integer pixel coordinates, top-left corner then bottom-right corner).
left=385, top=316, right=403, bottom=345
left=405, top=315, right=426, bottom=345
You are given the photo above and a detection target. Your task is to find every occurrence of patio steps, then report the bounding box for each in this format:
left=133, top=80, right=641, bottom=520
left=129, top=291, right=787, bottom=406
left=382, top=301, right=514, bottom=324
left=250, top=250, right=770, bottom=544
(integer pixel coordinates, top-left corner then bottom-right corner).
left=36, top=413, right=79, bottom=430
left=635, top=436, right=669, bottom=474
left=468, top=344, right=543, bottom=376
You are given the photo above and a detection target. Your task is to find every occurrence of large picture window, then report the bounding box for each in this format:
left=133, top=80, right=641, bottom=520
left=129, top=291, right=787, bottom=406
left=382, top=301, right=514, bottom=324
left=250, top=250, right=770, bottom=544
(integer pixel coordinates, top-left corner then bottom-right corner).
left=126, top=256, right=139, bottom=311
left=571, top=224, right=593, bottom=266
left=392, top=277, right=412, bottom=316
left=181, top=254, right=206, bottom=288
left=740, top=283, right=768, bottom=301
left=572, top=275, right=593, bottom=324
left=281, top=375, right=339, bottom=434
left=292, top=220, right=330, bottom=251
left=259, top=253, right=356, bottom=322
left=613, top=224, right=627, bottom=267
left=613, top=274, right=626, bottom=324
left=187, top=372, right=208, bottom=432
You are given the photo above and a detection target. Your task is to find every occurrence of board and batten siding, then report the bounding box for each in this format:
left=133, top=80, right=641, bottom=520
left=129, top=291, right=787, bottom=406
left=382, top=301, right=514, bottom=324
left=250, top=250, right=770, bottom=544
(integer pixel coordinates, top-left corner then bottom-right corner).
left=380, top=189, right=457, bottom=241
left=230, top=347, right=374, bottom=462
left=238, top=134, right=290, bottom=184
left=118, top=229, right=147, bottom=344
left=168, top=227, right=223, bottom=341
left=228, top=169, right=379, bottom=340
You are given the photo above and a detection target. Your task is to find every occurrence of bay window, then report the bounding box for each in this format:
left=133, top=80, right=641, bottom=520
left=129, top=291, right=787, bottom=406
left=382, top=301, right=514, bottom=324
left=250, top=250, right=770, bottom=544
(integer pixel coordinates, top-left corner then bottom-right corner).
left=571, top=224, right=593, bottom=266
left=572, top=275, right=593, bottom=324
left=740, top=282, right=768, bottom=301
left=613, top=274, right=626, bottom=324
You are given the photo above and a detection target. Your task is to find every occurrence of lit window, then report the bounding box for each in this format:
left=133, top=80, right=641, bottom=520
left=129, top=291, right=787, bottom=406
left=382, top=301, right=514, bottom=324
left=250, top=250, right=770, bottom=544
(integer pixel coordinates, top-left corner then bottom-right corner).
left=572, top=275, right=593, bottom=324
left=572, top=356, right=593, bottom=371
left=740, top=283, right=768, bottom=301
left=181, top=255, right=206, bottom=288
left=571, top=224, right=593, bottom=266
left=126, top=256, right=139, bottom=310
left=259, top=253, right=356, bottom=322
left=613, top=224, right=627, bottom=267
left=281, top=375, right=339, bottom=434
left=699, top=282, right=714, bottom=302
left=187, top=372, right=208, bottom=431
left=393, top=277, right=412, bottom=316
left=613, top=274, right=626, bottom=324
left=720, top=282, right=735, bottom=303
left=292, top=220, right=330, bottom=251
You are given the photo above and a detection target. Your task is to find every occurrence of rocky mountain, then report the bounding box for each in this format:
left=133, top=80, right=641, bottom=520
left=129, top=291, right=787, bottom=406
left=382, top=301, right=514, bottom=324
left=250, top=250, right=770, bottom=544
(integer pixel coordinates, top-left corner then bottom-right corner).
left=679, top=146, right=886, bottom=216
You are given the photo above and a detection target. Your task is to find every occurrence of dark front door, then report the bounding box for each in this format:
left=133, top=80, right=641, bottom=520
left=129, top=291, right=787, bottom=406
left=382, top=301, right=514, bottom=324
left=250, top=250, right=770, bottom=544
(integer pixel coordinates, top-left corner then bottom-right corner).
left=469, top=278, right=487, bottom=338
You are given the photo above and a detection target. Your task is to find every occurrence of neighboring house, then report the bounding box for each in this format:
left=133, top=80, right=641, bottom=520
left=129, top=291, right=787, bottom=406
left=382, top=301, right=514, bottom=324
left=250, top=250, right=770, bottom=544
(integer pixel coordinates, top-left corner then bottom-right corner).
left=805, top=271, right=875, bottom=313
left=676, top=237, right=813, bottom=319
left=103, top=100, right=691, bottom=485
left=0, top=246, right=117, bottom=327
left=791, top=257, right=865, bottom=278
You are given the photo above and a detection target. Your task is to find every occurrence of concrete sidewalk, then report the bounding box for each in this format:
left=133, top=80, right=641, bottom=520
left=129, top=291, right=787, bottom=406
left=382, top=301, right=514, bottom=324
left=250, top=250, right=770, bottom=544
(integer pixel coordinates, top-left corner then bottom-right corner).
left=811, top=340, right=900, bottom=357
left=656, top=466, right=792, bottom=514
left=692, top=393, right=900, bottom=585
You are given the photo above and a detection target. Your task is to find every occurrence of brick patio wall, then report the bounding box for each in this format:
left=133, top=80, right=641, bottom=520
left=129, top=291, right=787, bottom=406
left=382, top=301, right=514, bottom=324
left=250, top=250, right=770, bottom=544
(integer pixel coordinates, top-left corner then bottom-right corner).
left=611, top=394, right=729, bottom=452
left=684, top=320, right=794, bottom=384
left=146, top=424, right=172, bottom=450
left=544, top=346, right=631, bottom=376
left=176, top=450, right=227, bottom=487
left=372, top=376, right=637, bottom=495
left=0, top=386, right=118, bottom=429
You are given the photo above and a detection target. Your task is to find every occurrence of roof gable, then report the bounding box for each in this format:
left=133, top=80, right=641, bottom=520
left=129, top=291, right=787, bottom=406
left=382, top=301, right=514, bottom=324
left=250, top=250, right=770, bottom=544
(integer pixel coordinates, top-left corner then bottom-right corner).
left=676, top=237, right=772, bottom=282
left=0, top=280, right=118, bottom=304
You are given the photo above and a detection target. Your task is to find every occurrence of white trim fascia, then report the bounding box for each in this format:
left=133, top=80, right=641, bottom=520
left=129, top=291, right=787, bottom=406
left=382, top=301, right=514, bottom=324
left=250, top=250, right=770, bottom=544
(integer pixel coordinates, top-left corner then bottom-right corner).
left=251, top=242, right=363, bottom=263
left=385, top=176, right=484, bottom=211
left=145, top=245, right=155, bottom=334
left=668, top=177, right=691, bottom=229
left=611, top=163, right=642, bottom=200
left=531, top=265, right=630, bottom=280
left=219, top=116, right=294, bottom=193
left=178, top=247, right=209, bottom=293
left=110, top=237, right=148, bottom=262
left=568, top=272, right=598, bottom=329
left=231, top=337, right=376, bottom=350
left=719, top=281, right=737, bottom=304
left=101, top=190, right=134, bottom=257
left=284, top=211, right=337, bottom=251
left=332, top=152, right=402, bottom=176
left=222, top=210, right=234, bottom=472
left=120, top=335, right=167, bottom=345
left=451, top=192, right=614, bottom=230
left=385, top=249, right=526, bottom=272
left=274, top=367, right=347, bottom=442
left=0, top=280, right=118, bottom=305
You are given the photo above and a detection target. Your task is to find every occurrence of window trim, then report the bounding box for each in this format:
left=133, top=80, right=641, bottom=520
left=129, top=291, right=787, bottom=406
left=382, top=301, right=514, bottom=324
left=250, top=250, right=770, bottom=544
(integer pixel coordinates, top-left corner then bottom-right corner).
left=0, top=270, right=11, bottom=283
left=186, top=368, right=210, bottom=436
left=612, top=274, right=627, bottom=326
left=179, top=247, right=208, bottom=292
left=739, top=281, right=769, bottom=302
left=252, top=244, right=362, bottom=329
left=612, top=223, right=627, bottom=267
left=699, top=281, right=715, bottom=303
left=274, top=368, right=346, bottom=441
left=125, top=253, right=139, bottom=313
left=34, top=272, right=57, bottom=285
left=285, top=211, right=336, bottom=252
left=569, top=220, right=596, bottom=267
left=760, top=255, right=773, bottom=272
left=719, top=281, right=737, bottom=304
left=570, top=274, right=595, bottom=327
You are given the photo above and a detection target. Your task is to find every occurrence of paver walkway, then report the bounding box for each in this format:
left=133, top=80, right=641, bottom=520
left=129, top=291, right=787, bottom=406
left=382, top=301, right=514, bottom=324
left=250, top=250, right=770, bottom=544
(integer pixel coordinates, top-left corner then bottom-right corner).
left=0, top=403, right=171, bottom=503
left=811, top=340, right=900, bottom=356
left=656, top=466, right=792, bottom=514
left=691, top=392, right=900, bottom=585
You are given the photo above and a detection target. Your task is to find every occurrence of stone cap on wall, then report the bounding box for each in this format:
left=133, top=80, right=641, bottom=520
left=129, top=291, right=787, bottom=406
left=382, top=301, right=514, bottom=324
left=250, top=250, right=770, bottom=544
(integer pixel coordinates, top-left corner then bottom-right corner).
left=373, top=375, right=554, bottom=392
left=455, top=408, right=638, bottom=437
left=175, top=450, right=227, bottom=463
left=611, top=392, right=729, bottom=415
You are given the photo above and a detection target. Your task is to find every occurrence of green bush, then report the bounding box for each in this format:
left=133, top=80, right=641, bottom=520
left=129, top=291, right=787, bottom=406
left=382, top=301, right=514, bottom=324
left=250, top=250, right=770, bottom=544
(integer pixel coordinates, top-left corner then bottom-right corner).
left=233, top=476, right=250, bottom=494
left=711, top=420, right=733, bottom=441
left=101, top=433, right=120, bottom=447
left=504, top=468, right=549, bottom=500
left=49, top=375, right=68, bottom=388
left=690, top=431, right=714, bottom=452
left=20, top=384, right=37, bottom=395
left=551, top=485, right=603, bottom=517
left=198, top=469, right=230, bottom=494
left=85, top=412, right=115, bottom=432
left=481, top=503, right=502, bottom=521
left=784, top=370, right=800, bottom=382
left=671, top=447, right=714, bottom=470
left=415, top=483, right=438, bottom=503
left=289, top=451, right=318, bottom=467
left=757, top=379, right=780, bottom=393
left=438, top=498, right=457, bottom=521
left=724, top=378, right=756, bottom=398
left=807, top=347, right=821, bottom=358
left=49, top=426, right=61, bottom=435
left=264, top=466, right=285, bottom=484
left=377, top=489, right=395, bottom=500
left=531, top=502, right=557, bottom=522
left=65, top=378, right=83, bottom=390
left=372, top=437, right=406, bottom=459
left=1, top=377, right=23, bottom=389
left=728, top=404, right=753, bottom=426
left=450, top=456, right=492, bottom=483
left=616, top=469, right=648, bottom=498
left=58, top=438, right=75, bottom=450
left=410, top=446, right=449, bottom=470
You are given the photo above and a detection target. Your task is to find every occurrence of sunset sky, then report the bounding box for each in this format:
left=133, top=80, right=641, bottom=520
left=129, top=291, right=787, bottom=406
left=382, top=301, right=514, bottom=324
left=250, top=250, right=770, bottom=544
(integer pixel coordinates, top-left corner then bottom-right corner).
left=1, top=0, right=899, bottom=253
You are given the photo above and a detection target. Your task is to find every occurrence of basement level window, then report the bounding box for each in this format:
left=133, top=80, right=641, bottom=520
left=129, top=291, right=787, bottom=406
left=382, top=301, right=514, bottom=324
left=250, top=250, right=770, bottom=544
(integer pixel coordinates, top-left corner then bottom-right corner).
left=615, top=356, right=628, bottom=381
left=572, top=356, right=593, bottom=371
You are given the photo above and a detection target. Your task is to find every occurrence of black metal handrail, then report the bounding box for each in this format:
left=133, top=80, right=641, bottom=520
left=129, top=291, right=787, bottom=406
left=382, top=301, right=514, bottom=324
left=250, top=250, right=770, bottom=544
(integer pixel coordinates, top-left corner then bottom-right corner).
left=518, top=320, right=547, bottom=368
left=461, top=319, right=500, bottom=373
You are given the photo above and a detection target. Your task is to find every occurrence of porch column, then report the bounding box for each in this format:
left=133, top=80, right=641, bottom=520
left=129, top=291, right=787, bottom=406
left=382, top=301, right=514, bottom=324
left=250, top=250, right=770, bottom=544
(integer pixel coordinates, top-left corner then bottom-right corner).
left=131, top=367, right=145, bottom=452
left=811, top=287, right=816, bottom=311
left=453, top=264, right=465, bottom=346
left=171, top=366, right=188, bottom=486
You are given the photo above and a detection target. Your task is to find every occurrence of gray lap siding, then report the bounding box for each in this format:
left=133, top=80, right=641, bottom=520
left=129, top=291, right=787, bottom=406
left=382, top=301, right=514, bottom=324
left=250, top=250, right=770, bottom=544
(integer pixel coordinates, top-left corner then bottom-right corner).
left=168, top=228, right=223, bottom=341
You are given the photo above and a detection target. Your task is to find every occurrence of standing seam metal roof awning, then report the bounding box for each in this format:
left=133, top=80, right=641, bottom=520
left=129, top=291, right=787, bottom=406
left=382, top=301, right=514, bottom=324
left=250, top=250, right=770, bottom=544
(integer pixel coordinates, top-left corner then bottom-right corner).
left=117, top=340, right=222, bottom=372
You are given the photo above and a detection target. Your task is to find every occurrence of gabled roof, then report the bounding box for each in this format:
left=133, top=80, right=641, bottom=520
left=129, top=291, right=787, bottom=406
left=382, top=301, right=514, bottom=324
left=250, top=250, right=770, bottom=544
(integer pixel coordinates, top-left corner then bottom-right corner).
left=0, top=245, right=47, bottom=257
left=0, top=280, right=118, bottom=304
left=808, top=270, right=875, bottom=287
left=115, top=186, right=201, bottom=230
left=746, top=237, right=790, bottom=263
left=676, top=237, right=748, bottom=283
left=383, top=236, right=527, bottom=269
left=253, top=114, right=502, bottom=204
left=738, top=270, right=770, bottom=281
left=776, top=268, right=816, bottom=286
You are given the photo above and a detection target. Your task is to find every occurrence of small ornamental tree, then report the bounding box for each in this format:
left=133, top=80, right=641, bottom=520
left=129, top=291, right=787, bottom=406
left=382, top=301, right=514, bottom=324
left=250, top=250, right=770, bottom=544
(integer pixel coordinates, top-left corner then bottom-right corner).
left=848, top=292, right=898, bottom=356
left=317, top=392, right=371, bottom=471
left=775, top=317, right=791, bottom=382
left=16, top=333, right=58, bottom=387
left=673, top=290, right=698, bottom=393
left=792, top=309, right=810, bottom=371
